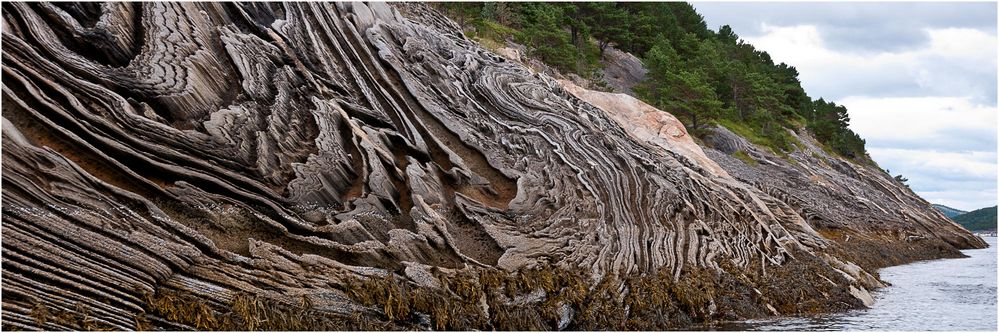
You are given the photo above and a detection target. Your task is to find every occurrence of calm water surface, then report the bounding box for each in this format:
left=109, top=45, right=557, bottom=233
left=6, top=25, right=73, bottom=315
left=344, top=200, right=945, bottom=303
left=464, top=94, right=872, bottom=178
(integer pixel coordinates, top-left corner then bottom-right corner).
left=717, top=237, right=997, bottom=331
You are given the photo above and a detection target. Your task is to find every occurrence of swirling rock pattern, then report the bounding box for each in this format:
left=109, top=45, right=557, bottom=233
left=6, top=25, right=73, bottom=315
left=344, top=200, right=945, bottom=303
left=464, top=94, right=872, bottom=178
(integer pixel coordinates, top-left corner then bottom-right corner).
left=1, top=2, right=984, bottom=330
left=702, top=126, right=986, bottom=265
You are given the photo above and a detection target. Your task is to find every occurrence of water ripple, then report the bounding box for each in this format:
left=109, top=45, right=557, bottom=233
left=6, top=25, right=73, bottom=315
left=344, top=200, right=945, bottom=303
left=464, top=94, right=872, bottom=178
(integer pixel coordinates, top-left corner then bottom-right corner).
left=716, top=237, right=997, bottom=331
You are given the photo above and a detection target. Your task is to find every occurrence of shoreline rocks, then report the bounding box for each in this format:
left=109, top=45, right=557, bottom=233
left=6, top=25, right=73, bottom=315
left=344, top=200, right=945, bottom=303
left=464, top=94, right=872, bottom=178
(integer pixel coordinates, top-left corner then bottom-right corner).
left=0, top=2, right=984, bottom=330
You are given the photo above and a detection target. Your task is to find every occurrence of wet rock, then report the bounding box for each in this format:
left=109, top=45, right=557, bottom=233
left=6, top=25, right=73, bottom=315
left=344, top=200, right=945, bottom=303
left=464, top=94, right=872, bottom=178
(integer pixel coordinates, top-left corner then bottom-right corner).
left=848, top=285, right=875, bottom=307
left=0, top=2, right=983, bottom=330
left=557, top=303, right=575, bottom=331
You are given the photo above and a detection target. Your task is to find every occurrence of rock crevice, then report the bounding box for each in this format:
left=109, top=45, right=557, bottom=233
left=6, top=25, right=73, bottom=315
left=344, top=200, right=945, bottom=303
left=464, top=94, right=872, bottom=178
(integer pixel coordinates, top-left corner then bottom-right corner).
left=1, top=2, right=984, bottom=330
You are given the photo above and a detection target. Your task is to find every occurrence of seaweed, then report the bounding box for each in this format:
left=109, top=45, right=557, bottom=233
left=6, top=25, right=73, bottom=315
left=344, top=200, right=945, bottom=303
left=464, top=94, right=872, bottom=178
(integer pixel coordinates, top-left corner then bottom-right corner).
left=14, top=251, right=888, bottom=331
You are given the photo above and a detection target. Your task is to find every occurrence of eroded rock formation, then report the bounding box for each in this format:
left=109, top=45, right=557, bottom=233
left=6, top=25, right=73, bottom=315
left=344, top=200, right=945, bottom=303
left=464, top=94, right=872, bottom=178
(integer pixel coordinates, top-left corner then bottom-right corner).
left=1, top=2, right=984, bottom=330
left=702, top=125, right=985, bottom=267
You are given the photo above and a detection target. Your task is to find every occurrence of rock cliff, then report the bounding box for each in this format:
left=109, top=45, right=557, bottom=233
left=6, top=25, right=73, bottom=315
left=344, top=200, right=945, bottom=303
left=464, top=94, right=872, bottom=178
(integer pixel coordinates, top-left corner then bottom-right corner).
left=1, top=2, right=985, bottom=330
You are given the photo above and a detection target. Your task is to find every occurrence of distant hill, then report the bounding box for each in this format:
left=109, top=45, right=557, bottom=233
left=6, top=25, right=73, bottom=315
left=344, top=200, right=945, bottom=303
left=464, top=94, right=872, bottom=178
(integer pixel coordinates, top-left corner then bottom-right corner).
left=951, top=206, right=998, bottom=231
left=933, top=204, right=968, bottom=218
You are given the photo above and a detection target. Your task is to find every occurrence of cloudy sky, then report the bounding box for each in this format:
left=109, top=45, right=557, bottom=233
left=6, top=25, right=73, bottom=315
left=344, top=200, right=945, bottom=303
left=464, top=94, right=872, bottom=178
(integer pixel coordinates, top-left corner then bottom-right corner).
left=693, top=2, right=997, bottom=211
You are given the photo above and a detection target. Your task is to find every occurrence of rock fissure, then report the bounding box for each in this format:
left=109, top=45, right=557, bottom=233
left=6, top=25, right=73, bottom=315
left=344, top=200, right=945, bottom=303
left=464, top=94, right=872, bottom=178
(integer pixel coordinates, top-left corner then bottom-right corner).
left=1, top=2, right=985, bottom=331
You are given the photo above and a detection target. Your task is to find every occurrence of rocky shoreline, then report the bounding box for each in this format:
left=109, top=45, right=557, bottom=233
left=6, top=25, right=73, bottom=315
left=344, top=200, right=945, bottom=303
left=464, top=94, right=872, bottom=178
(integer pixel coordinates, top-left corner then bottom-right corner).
left=1, top=2, right=984, bottom=330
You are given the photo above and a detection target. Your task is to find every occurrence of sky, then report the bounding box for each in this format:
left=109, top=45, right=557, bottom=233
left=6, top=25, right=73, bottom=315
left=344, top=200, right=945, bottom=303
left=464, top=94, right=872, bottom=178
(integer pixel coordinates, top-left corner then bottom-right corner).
left=693, top=2, right=998, bottom=211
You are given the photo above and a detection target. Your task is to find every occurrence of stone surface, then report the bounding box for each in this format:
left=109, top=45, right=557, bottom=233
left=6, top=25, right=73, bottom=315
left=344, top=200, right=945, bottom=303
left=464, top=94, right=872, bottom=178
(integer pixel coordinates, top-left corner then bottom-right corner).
left=599, top=45, right=648, bottom=95
left=0, top=2, right=985, bottom=330
left=560, top=80, right=729, bottom=178
left=702, top=125, right=984, bottom=254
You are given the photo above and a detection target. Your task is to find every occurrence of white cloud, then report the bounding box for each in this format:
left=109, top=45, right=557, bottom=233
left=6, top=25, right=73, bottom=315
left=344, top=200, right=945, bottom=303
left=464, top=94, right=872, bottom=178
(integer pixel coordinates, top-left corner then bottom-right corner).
left=743, top=25, right=997, bottom=102
left=842, top=96, right=996, bottom=152
left=694, top=2, right=997, bottom=54
left=915, top=189, right=997, bottom=212
left=867, top=148, right=996, bottom=211
left=869, top=148, right=996, bottom=182
left=735, top=22, right=997, bottom=210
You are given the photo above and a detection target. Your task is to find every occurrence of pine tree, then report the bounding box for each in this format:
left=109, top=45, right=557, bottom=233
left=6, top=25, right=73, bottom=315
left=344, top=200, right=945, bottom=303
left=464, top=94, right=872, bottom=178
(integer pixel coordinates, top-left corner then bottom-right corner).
left=516, top=3, right=576, bottom=72
left=579, top=3, right=630, bottom=58
left=434, top=1, right=868, bottom=159
left=639, top=41, right=723, bottom=133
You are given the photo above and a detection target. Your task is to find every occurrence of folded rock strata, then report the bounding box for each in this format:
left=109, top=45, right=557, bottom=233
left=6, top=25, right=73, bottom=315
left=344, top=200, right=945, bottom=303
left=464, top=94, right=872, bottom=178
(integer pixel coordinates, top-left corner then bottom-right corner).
left=702, top=126, right=985, bottom=266
left=1, top=2, right=985, bottom=330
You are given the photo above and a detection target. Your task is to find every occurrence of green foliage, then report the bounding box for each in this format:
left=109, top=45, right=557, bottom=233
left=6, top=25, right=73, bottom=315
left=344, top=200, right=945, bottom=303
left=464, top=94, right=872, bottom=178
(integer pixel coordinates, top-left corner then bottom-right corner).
left=732, top=150, right=758, bottom=166
left=807, top=99, right=867, bottom=158
left=439, top=2, right=484, bottom=28
left=436, top=2, right=868, bottom=159
left=577, top=2, right=631, bottom=58
left=515, top=3, right=593, bottom=73
left=636, top=40, right=723, bottom=134
left=478, top=2, right=519, bottom=26
left=439, top=2, right=600, bottom=76
left=474, top=19, right=518, bottom=42
left=717, top=119, right=793, bottom=156
left=604, top=2, right=858, bottom=156
left=951, top=206, right=998, bottom=231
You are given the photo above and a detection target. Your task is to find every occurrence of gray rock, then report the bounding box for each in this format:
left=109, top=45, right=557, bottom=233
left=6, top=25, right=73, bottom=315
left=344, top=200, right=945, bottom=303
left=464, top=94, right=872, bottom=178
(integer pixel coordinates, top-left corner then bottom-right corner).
left=0, top=2, right=983, bottom=330
left=600, top=45, right=648, bottom=95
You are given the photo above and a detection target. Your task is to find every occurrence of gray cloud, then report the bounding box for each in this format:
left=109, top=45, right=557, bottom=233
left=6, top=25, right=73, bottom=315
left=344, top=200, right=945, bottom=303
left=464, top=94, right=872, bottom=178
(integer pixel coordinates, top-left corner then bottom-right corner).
left=865, top=128, right=996, bottom=152
left=877, top=152, right=996, bottom=210
left=915, top=178, right=995, bottom=193
left=819, top=25, right=929, bottom=54
left=917, top=189, right=996, bottom=212
left=693, top=2, right=997, bottom=54
left=692, top=2, right=998, bottom=210
left=807, top=72, right=923, bottom=102
left=918, top=53, right=999, bottom=104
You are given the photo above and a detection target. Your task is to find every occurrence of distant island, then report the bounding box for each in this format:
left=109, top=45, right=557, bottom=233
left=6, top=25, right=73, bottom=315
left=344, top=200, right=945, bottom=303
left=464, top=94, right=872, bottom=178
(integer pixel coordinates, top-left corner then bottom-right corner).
left=936, top=205, right=997, bottom=232
left=0, top=2, right=987, bottom=331
left=932, top=204, right=968, bottom=218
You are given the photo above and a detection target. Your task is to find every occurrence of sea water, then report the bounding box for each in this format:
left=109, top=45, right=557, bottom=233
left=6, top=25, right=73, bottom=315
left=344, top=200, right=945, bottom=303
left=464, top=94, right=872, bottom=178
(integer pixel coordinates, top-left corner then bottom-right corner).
left=718, top=237, right=997, bottom=331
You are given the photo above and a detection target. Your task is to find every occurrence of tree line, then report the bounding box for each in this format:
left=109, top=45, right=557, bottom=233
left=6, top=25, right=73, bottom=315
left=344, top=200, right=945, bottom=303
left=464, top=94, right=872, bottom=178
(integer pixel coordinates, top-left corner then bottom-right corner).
left=437, top=2, right=867, bottom=160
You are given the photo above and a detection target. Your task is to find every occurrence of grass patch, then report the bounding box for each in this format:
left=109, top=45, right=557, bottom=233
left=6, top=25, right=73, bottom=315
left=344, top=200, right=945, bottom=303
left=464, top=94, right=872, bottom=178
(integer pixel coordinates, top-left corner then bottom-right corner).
left=717, top=120, right=806, bottom=163
left=732, top=150, right=758, bottom=167
left=462, top=19, right=519, bottom=55
left=812, top=140, right=865, bottom=166
left=717, top=120, right=784, bottom=155
left=471, top=18, right=518, bottom=41
left=446, top=16, right=519, bottom=59
left=810, top=151, right=831, bottom=166
left=787, top=132, right=805, bottom=151
left=473, top=36, right=505, bottom=54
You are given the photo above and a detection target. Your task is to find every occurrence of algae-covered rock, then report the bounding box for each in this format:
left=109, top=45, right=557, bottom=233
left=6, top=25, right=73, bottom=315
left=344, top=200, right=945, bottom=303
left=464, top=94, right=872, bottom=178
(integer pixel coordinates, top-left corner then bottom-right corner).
left=0, top=2, right=984, bottom=330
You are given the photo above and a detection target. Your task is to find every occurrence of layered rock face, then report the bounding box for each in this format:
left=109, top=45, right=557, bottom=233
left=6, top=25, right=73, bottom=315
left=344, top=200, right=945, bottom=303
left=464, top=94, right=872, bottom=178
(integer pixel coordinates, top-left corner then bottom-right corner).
left=1, top=2, right=984, bottom=330
left=701, top=126, right=985, bottom=266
